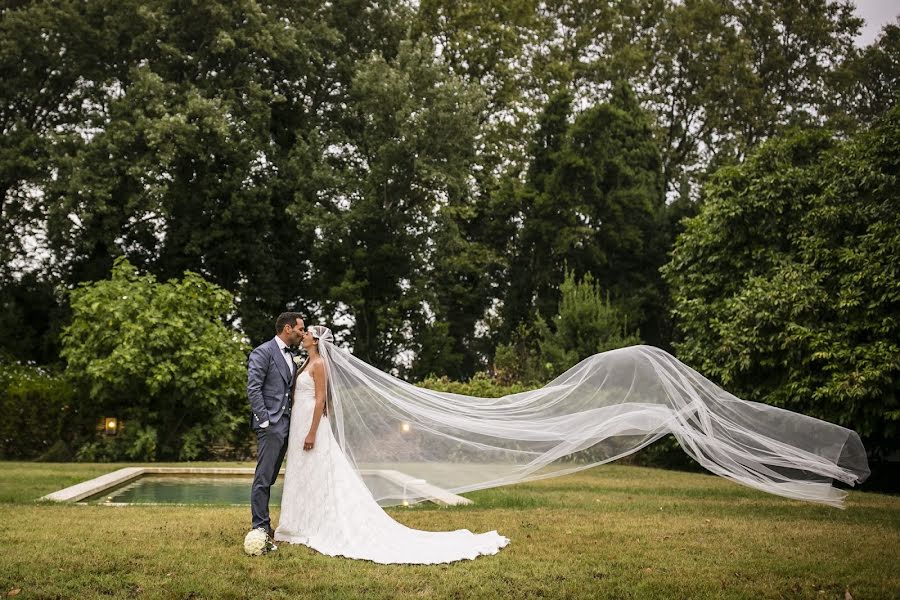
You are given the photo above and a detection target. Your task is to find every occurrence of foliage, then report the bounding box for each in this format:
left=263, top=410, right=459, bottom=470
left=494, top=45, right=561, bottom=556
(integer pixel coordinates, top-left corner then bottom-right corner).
left=0, top=360, right=76, bottom=460
left=500, top=83, right=667, bottom=348
left=0, top=274, right=67, bottom=365
left=415, top=0, right=866, bottom=198
left=1, top=0, right=894, bottom=381
left=74, top=423, right=160, bottom=463
left=295, top=37, right=488, bottom=373
left=828, top=21, right=900, bottom=130
left=496, top=269, right=641, bottom=385
left=0, top=0, right=352, bottom=351
left=417, top=371, right=529, bottom=399
left=663, top=106, right=900, bottom=459
left=61, top=258, right=249, bottom=461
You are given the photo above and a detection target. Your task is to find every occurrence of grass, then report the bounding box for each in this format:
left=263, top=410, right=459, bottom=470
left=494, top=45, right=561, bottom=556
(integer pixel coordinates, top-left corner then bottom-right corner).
left=0, top=461, right=898, bottom=599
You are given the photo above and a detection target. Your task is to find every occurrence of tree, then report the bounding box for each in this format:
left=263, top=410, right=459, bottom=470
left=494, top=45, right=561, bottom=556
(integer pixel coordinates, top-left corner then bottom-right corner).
left=0, top=273, right=67, bottom=364
left=499, top=90, right=573, bottom=341
left=415, top=0, right=865, bottom=200
left=501, top=83, right=667, bottom=345
left=295, top=38, right=486, bottom=372
left=495, top=268, right=640, bottom=384
left=828, top=20, right=900, bottom=129
left=2, top=0, right=886, bottom=379
left=61, top=258, right=249, bottom=460
left=1, top=0, right=342, bottom=354
left=663, top=107, right=900, bottom=459
left=40, top=0, right=334, bottom=342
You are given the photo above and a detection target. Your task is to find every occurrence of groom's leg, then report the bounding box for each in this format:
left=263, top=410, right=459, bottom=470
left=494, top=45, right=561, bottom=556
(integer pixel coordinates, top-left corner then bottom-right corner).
left=270, top=429, right=289, bottom=486
left=250, top=426, right=287, bottom=531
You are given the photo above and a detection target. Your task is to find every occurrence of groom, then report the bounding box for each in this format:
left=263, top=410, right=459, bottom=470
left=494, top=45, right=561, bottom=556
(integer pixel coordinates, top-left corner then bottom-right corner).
left=247, top=312, right=305, bottom=543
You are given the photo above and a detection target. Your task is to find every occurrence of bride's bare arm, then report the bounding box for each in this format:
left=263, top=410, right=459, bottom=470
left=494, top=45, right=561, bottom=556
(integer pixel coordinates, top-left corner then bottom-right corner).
left=304, top=360, right=327, bottom=451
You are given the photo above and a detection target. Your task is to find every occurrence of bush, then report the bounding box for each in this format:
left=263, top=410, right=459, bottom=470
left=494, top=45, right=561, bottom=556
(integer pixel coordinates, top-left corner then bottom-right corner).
left=62, top=258, right=250, bottom=461
left=74, top=422, right=159, bottom=462
left=36, top=440, right=73, bottom=462
left=0, top=360, right=78, bottom=460
left=417, top=372, right=530, bottom=398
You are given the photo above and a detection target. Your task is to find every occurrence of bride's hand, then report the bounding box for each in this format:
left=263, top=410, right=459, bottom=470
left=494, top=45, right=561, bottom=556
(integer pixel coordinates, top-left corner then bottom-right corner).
left=303, top=433, right=315, bottom=451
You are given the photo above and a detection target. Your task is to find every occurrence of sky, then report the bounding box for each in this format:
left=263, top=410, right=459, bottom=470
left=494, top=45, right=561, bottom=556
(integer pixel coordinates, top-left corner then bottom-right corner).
left=853, top=0, right=899, bottom=46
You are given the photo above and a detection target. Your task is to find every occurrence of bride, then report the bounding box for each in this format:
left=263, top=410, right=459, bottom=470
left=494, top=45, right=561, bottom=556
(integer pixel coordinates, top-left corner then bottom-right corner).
left=274, top=325, right=869, bottom=564
left=274, top=325, right=510, bottom=564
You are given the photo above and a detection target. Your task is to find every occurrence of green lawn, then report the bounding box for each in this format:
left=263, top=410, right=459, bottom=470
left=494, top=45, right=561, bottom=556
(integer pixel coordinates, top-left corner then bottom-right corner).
left=0, top=462, right=897, bottom=599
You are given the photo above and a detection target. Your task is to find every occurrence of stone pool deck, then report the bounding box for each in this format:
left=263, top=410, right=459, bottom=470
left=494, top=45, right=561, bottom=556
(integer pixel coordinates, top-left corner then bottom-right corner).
left=39, top=466, right=473, bottom=506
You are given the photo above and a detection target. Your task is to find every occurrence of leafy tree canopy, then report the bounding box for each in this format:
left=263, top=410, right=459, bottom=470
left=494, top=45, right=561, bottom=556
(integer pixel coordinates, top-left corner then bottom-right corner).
left=663, top=106, right=900, bottom=458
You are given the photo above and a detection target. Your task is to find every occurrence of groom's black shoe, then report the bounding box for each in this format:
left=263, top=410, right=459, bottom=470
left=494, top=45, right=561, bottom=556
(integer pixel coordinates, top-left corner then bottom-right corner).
left=267, top=527, right=275, bottom=540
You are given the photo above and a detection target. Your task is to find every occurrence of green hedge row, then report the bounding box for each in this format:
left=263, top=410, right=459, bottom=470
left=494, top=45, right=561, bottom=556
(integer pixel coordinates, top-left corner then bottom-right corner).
left=417, top=372, right=531, bottom=398
left=0, top=361, right=78, bottom=461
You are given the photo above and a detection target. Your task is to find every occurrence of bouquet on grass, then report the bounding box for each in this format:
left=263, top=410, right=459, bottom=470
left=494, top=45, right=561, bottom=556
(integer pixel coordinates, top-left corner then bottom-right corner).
left=243, top=528, right=277, bottom=556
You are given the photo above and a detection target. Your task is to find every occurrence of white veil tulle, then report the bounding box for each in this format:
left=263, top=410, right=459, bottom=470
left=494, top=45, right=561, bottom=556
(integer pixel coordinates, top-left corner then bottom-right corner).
left=308, top=326, right=869, bottom=508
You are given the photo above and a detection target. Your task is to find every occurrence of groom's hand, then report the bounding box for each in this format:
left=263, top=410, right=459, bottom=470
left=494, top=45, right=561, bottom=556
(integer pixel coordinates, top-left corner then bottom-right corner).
left=303, top=433, right=315, bottom=451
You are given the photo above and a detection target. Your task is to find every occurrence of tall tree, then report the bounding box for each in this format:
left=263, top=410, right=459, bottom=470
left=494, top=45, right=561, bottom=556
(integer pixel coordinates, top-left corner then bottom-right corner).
left=501, top=83, right=667, bottom=344
left=415, top=0, right=865, bottom=199
left=39, top=0, right=333, bottom=342
left=828, top=20, right=900, bottom=129
left=0, top=1, right=116, bottom=363
left=294, top=39, right=486, bottom=371
left=0, top=0, right=352, bottom=351
left=663, top=108, right=900, bottom=459
left=499, top=89, right=573, bottom=341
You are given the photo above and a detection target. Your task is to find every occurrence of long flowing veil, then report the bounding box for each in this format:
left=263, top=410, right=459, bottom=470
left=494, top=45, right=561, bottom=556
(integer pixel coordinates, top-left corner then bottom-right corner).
left=308, top=326, right=869, bottom=509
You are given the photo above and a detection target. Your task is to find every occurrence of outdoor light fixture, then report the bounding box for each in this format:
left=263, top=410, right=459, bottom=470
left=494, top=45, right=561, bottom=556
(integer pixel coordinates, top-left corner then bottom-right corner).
left=104, top=417, right=118, bottom=436
left=401, top=422, right=410, bottom=432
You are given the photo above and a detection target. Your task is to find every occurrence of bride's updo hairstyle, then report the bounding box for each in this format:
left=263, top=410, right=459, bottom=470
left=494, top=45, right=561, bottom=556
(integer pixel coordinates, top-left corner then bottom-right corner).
left=309, top=325, right=334, bottom=347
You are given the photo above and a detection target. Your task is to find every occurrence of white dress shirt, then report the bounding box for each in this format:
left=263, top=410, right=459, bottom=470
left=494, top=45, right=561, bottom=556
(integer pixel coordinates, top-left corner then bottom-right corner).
left=274, top=335, right=295, bottom=373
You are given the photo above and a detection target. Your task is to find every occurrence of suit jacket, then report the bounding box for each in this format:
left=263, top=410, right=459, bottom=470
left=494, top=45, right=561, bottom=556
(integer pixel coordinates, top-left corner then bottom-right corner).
left=247, top=337, right=295, bottom=430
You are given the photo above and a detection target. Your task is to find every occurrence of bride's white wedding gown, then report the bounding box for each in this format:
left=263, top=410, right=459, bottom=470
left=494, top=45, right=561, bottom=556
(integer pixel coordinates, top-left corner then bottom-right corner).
left=274, top=370, right=510, bottom=564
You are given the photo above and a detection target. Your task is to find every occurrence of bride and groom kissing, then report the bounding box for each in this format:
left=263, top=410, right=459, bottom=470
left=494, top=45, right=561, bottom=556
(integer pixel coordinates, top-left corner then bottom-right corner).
left=245, top=312, right=511, bottom=563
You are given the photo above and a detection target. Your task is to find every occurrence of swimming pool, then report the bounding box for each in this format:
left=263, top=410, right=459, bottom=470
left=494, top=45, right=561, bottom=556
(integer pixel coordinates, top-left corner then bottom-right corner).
left=43, top=466, right=473, bottom=507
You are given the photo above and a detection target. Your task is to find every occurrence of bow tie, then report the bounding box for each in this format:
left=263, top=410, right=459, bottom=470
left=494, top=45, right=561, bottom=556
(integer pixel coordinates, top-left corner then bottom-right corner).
left=283, top=346, right=295, bottom=355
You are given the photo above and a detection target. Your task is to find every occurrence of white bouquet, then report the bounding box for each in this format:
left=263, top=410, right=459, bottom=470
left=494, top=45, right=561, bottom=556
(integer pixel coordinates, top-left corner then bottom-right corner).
left=243, top=528, right=275, bottom=556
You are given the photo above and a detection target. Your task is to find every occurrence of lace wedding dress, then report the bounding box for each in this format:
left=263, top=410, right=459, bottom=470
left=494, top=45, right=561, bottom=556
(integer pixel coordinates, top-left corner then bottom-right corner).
left=274, top=370, right=510, bottom=564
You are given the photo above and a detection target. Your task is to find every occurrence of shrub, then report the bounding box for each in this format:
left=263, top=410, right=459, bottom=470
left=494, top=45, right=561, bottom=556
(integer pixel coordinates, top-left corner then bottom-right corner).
left=62, top=258, right=250, bottom=461
left=0, top=360, right=78, bottom=460
left=417, top=372, right=529, bottom=398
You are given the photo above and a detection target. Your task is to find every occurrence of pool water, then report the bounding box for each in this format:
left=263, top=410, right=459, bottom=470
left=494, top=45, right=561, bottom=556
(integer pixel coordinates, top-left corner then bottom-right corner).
left=84, top=475, right=285, bottom=505
left=78, top=471, right=453, bottom=506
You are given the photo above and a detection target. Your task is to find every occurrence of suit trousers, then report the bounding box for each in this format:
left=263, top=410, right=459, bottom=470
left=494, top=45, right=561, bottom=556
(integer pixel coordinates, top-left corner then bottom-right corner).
left=250, top=417, right=290, bottom=531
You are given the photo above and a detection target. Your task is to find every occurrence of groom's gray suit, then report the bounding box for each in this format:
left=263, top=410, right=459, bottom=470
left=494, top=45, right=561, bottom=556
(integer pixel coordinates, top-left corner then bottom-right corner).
left=247, top=337, right=295, bottom=533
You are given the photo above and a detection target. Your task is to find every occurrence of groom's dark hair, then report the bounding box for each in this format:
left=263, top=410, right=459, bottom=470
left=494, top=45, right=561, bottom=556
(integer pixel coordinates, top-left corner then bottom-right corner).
left=275, top=312, right=304, bottom=334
